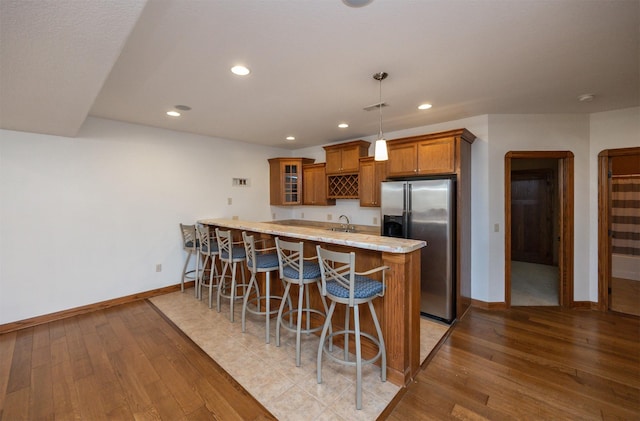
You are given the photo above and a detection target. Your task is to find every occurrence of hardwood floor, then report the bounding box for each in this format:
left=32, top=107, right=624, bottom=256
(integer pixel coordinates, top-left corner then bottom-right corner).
left=1, top=302, right=638, bottom=420
left=387, top=307, right=640, bottom=420
left=0, top=300, right=275, bottom=421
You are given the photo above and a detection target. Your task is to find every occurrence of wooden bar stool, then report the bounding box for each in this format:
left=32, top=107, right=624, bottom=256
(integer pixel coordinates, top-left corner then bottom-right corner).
left=316, top=245, right=389, bottom=410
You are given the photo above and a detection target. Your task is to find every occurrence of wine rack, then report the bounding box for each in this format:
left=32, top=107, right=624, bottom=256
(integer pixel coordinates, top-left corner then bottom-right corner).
left=328, top=174, right=359, bottom=199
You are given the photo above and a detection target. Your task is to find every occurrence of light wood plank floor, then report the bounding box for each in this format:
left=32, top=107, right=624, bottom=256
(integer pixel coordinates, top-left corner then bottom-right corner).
left=386, top=306, right=640, bottom=420
left=0, top=300, right=275, bottom=421
left=1, top=302, right=638, bottom=420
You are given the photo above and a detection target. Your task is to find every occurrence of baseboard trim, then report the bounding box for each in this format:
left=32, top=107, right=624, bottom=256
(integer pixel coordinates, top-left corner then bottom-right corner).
left=572, top=301, right=595, bottom=309
left=471, top=299, right=508, bottom=310
left=0, top=281, right=195, bottom=334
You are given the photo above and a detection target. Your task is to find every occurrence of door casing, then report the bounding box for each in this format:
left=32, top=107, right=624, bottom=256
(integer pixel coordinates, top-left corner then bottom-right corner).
left=597, top=146, right=640, bottom=311
left=505, top=151, right=574, bottom=308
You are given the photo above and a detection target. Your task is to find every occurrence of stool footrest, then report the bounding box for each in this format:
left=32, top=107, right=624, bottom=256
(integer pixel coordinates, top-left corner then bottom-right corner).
left=243, top=295, right=285, bottom=317
left=279, top=308, right=326, bottom=335
left=321, top=330, right=383, bottom=367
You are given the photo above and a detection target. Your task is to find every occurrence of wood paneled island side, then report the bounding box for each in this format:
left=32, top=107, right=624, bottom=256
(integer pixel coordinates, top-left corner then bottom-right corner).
left=199, top=218, right=426, bottom=386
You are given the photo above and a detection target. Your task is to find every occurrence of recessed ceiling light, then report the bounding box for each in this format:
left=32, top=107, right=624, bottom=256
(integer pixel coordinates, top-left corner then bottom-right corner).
left=418, top=103, right=432, bottom=110
left=578, top=94, right=595, bottom=102
left=342, top=0, right=373, bottom=7
left=231, top=65, right=250, bottom=76
left=338, top=123, right=349, bottom=128
left=175, top=105, right=191, bottom=111
left=166, top=111, right=181, bottom=117
left=285, top=136, right=296, bottom=142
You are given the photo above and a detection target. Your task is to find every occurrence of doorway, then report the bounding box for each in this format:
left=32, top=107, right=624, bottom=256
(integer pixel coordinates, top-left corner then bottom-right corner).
left=598, top=147, right=640, bottom=316
left=505, top=151, right=574, bottom=308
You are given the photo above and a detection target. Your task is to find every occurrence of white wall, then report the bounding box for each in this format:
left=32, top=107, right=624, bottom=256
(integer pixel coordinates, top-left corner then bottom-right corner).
left=487, top=114, right=591, bottom=302
left=0, top=117, right=287, bottom=324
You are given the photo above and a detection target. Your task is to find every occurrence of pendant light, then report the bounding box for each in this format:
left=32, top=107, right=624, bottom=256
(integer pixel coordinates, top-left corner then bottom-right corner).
left=373, top=72, right=389, bottom=161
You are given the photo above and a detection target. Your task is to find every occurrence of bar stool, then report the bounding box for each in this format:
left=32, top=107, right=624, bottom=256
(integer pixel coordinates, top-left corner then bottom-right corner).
left=275, top=238, right=330, bottom=367
left=196, top=224, right=219, bottom=308
left=241, top=232, right=287, bottom=343
left=315, top=245, right=389, bottom=410
left=215, top=228, right=248, bottom=322
left=179, top=223, right=199, bottom=296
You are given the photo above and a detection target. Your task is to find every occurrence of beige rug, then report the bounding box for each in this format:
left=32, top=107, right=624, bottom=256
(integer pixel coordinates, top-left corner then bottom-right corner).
left=150, top=289, right=448, bottom=420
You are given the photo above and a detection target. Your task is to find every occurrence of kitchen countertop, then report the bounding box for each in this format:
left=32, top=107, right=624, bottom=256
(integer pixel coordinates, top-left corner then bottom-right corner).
left=198, top=218, right=425, bottom=254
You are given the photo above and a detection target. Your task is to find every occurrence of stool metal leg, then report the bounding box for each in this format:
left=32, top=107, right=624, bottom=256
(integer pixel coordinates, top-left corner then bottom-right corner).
left=180, top=251, right=191, bottom=292
left=264, top=272, right=271, bottom=343
left=217, top=261, right=229, bottom=313
left=369, top=300, right=387, bottom=382
left=276, top=282, right=293, bottom=347
left=295, top=283, right=305, bottom=366
left=317, top=300, right=337, bottom=384
left=354, top=304, right=362, bottom=410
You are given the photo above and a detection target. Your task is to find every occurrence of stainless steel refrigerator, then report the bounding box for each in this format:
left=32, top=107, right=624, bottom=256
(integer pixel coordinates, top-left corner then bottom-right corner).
left=380, top=178, right=456, bottom=323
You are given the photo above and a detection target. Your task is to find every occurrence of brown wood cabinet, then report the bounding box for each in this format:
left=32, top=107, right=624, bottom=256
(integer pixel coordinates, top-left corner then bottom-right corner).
left=303, top=163, right=335, bottom=206
left=387, top=136, right=455, bottom=176
left=324, top=140, right=370, bottom=174
left=359, top=157, right=387, bottom=207
left=268, top=158, right=314, bottom=206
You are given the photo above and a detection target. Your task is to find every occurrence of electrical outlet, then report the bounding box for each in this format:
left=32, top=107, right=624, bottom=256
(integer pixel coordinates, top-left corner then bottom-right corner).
left=232, top=215, right=238, bottom=220
left=327, top=214, right=332, bottom=221
left=155, top=264, right=162, bottom=272
left=272, top=213, right=276, bottom=220
left=373, top=216, right=378, bottom=225
left=301, top=212, right=305, bottom=219
left=494, top=223, right=500, bottom=232
left=227, top=197, right=232, bottom=205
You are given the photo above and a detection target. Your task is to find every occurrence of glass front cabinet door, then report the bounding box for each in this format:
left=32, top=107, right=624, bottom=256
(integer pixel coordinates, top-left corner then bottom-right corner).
left=268, top=158, right=314, bottom=205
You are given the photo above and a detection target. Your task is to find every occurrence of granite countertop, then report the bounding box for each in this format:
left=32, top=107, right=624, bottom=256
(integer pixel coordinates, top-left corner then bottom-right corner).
left=198, top=218, right=425, bottom=254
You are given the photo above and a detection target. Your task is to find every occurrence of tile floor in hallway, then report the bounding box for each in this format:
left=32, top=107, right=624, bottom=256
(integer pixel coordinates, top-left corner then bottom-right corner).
left=150, top=289, right=449, bottom=421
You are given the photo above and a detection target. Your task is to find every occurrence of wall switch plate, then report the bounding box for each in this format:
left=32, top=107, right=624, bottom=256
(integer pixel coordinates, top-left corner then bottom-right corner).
left=300, top=212, right=304, bottom=219
left=155, top=264, right=162, bottom=272
left=227, top=197, right=232, bottom=205
left=272, top=213, right=276, bottom=220
left=494, top=223, right=500, bottom=232
left=327, top=214, right=332, bottom=221
left=373, top=217, right=378, bottom=225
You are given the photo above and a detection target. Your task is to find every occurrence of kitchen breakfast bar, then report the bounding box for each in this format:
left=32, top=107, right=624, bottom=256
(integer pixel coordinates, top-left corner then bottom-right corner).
left=199, top=218, right=426, bottom=386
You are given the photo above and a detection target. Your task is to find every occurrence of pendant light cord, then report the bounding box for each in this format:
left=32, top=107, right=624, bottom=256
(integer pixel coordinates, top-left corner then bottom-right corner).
left=378, top=76, right=384, bottom=139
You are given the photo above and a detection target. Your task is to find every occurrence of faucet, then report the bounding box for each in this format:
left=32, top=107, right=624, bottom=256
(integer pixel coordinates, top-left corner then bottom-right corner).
left=339, top=215, right=350, bottom=230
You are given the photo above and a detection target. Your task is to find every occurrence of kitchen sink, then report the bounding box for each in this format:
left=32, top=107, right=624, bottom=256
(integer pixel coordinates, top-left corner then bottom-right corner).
left=326, top=227, right=357, bottom=233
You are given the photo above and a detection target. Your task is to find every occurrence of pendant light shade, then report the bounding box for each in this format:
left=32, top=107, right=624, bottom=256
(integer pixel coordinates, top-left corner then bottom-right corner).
left=374, top=139, right=388, bottom=161
left=373, top=72, right=389, bottom=161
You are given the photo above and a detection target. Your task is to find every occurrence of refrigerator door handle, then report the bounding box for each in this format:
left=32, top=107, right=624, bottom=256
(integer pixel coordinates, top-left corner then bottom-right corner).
left=404, top=183, right=411, bottom=238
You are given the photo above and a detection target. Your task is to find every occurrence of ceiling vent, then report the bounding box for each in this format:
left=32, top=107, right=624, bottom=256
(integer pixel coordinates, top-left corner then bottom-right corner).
left=363, top=102, right=388, bottom=111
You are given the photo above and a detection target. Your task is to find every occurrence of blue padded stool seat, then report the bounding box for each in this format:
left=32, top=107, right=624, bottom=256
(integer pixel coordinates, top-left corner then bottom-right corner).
left=325, top=275, right=384, bottom=299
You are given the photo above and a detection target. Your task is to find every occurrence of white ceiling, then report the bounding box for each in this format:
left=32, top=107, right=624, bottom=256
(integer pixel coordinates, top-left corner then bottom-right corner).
left=1, top=0, right=638, bottom=148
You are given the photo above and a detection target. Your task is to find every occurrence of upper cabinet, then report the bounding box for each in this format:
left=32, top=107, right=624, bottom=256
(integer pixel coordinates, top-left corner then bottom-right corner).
left=268, top=158, right=314, bottom=206
left=324, top=140, right=370, bottom=174
left=359, top=157, right=387, bottom=207
left=303, top=163, right=335, bottom=206
left=387, top=136, right=455, bottom=176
